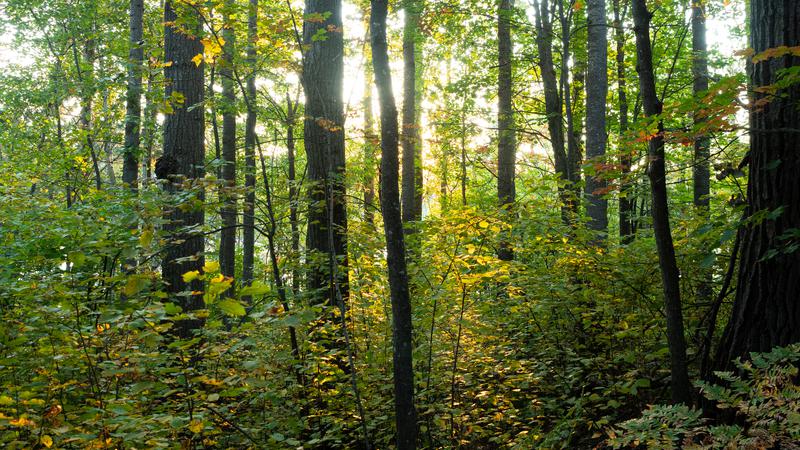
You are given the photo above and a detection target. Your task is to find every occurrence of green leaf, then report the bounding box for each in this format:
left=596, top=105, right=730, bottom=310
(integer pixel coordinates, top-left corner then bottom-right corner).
left=218, top=298, right=246, bottom=317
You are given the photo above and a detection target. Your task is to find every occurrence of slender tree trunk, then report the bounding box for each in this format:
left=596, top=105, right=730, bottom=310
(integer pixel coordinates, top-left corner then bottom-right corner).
left=614, top=0, right=634, bottom=243
left=497, top=0, right=516, bottom=261
left=559, top=2, right=582, bottom=216
left=286, top=97, right=301, bottom=297
left=363, top=52, right=377, bottom=225
left=302, top=0, right=349, bottom=309
left=219, top=4, right=237, bottom=287
left=371, top=0, right=417, bottom=446
left=714, top=0, right=800, bottom=370
left=402, top=0, right=420, bottom=225
left=533, top=0, right=570, bottom=225
left=78, top=38, right=102, bottom=190
left=632, top=0, right=692, bottom=405
left=161, top=0, right=206, bottom=338
left=123, top=0, right=144, bottom=191
left=242, top=0, right=258, bottom=297
left=692, top=0, right=712, bottom=305
left=586, top=0, right=608, bottom=239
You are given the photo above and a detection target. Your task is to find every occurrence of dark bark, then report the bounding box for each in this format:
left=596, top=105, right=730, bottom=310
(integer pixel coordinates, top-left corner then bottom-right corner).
left=533, top=0, right=570, bottom=225
left=497, top=0, right=516, bottom=261
left=691, top=1, right=710, bottom=210
left=614, top=0, right=634, bottom=243
left=219, top=5, right=237, bottom=286
left=162, top=0, right=206, bottom=338
left=371, top=0, right=417, bottom=447
left=286, top=96, right=301, bottom=297
left=402, top=0, right=421, bottom=225
left=632, top=0, right=692, bottom=405
left=558, top=2, right=583, bottom=217
left=714, top=0, right=800, bottom=370
left=692, top=0, right=712, bottom=309
left=585, top=0, right=608, bottom=239
left=364, top=56, right=376, bottom=225
left=302, top=0, right=349, bottom=308
left=123, top=0, right=144, bottom=190
left=242, top=0, right=258, bottom=297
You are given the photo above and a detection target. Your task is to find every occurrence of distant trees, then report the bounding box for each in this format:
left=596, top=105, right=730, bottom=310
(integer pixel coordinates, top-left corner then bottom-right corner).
left=160, top=0, right=206, bottom=337
left=714, top=0, right=800, bottom=370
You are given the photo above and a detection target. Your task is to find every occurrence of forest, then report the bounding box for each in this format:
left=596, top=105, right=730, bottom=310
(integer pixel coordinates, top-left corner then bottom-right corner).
left=0, top=0, right=798, bottom=448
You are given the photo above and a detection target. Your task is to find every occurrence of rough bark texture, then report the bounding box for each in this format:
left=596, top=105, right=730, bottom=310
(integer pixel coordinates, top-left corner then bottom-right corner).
left=497, top=0, right=516, bottom=261
left=162, top=0, right=206, bottom=337
left=585, top=0, right=608, bottom=239
left=123, top=0, right=143, bottom=190
left=533, top=0, right=570, bottom=225
left=402, top=0, right=421, bottom=225
left=302, top=0, right=349, bottom=307
left=632, top=0, right=692, bottom=405
left=219, top=5, right=237, bottom=285
left=242, top=0, right=258, bottom=296
left=714, top=0, right=800, bottom=370
left=614, top=0, right=634, bottom=243
left=371, top=0, right=417, bottom=446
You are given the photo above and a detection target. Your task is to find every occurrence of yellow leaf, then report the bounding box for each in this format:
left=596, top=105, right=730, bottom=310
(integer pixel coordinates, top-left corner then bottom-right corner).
left=9, top=416, right=35, bottom=427
left=478, top=221, right=489, bottom=229
left=182, top=270, right=201, bottom=282
left=192, top=53, right=204, bottom=67
left=189, top=419, right=203, bottom=434
left=41, top=435, right=53, bottom=448
left=203, top=261, right=220, bottom=273
left=139, top=229, right=154, bottom=247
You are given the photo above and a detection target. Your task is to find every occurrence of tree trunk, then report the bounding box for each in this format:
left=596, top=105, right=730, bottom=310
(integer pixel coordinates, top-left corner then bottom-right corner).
left=363, top=50, right=376, bottom=225
left=692, top=0, right=712, bottom=306
left=533, top=0, right=570, bottom=226
left=123, top=0, right=143, bottom=191
left=497, top=0, right=516, bottom=261
left=162, top=0, right=206, bottom=338
left=691, top=1, right=710, bottom=212
left=585, top=0, right=608, bottom=239
left=219, top=4, right=237, bottom=286
left=242, top=0, right=258, bottom=297
left=302, top=0, right=349, bottom=308
left=614, top=0, right=634, bottom=243
left=714, top=0, right=800, bottom=370
left=632, top=0, right=692, bottom=405
left=371, top=0, right=417, bottom=447
left=402, top=0, right=420, bottom=225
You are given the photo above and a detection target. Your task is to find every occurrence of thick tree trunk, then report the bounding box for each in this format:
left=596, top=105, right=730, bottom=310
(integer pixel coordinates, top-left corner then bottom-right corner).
left=302, top=0, right=349, bottom=308
left=614, top=0, right=634, bottom=243
left=497, top=0, right=516, bottom=261
left=585, top=0, right=608, bottom=239
left=533, top=0, right=570, bottom=225
left=219, top=5, right=237, bottom=286
left=714, top=0, right=800, bottom=370
left=371, top=0, right=417, bottom=446
left=402, top=0, right=420, bottom=225
left=123, top=0, right=143, bottom=191
left=632, top=0, right=692, bottom=405
left=242, top=0, right=258, bottom=296
left=162, top=0, right=206, bottom=338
